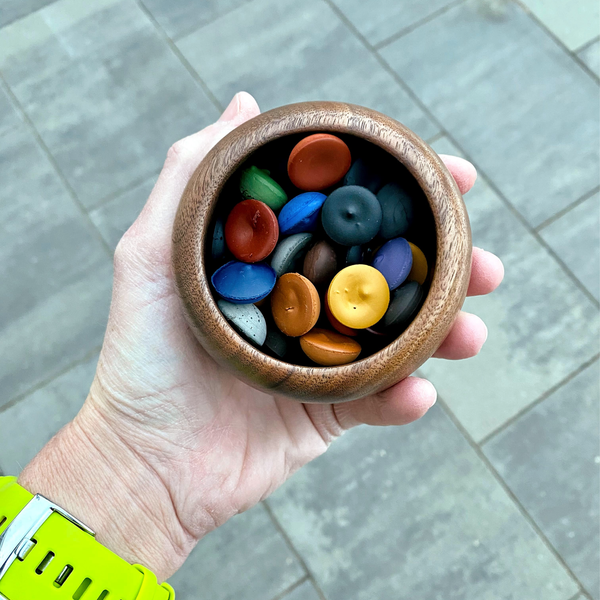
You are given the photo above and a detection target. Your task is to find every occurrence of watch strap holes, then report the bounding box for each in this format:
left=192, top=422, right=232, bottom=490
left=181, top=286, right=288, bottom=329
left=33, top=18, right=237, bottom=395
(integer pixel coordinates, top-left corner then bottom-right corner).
left=0, top=516, right=6, bottom=529
left=72, top=577, right=92, bottom=599
left=54, top=564, right=74, bottom=587
left=35, top=551, right=55, bottom=574
left=97, top=591, right=109, bottom=599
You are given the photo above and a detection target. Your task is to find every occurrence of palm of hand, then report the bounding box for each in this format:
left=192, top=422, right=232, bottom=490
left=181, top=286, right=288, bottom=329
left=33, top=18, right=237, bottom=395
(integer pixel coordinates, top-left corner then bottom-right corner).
left=83, top=92, right=502, bottom=559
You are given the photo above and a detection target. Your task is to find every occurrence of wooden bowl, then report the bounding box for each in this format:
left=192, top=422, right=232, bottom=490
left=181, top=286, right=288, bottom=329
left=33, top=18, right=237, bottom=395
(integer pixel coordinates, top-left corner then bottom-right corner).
left=172, top=101, right=471, bottom=403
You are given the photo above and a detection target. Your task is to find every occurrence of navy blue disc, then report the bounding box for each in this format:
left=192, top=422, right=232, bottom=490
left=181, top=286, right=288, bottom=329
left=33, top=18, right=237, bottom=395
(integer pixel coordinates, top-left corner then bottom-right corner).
left=343, top=158, right=384, bottom=193
left=372, top=237, right=413, bottom=290
left=211, top=260, right=276, bottom=304
left=383, top=281, right=424, bottom=331
left=278, top=192, right=327, bottom=235
left=345, top=245, right=364, bottom=265
left=377, top=182, right=415, bottom=239
left=211, top=216, right=225, bottom=260
left=321, top=185, right=382, bottom=246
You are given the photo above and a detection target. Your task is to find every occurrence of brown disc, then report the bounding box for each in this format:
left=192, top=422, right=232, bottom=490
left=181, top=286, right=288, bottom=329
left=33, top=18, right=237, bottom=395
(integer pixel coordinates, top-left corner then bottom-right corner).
left=300, top=328, right=362, bottom=366
left=271, top=273, right=321, bottom=337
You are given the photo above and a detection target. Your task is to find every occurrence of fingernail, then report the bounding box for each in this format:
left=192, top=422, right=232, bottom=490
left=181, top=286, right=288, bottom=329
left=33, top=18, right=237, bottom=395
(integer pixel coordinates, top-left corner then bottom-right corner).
left=219, top=93, right=241, bottom=122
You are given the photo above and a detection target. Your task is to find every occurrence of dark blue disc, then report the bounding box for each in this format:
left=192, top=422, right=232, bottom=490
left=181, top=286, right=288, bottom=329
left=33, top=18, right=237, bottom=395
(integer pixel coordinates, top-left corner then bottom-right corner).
left=343, top=158, right=384, bottom=193
left=372, top=237, right=413, bottom=290
left=278, top=192, right=327, bottom=235
left=211, top=260, right=276, bottom=304
left=383, top=281, right=424, bottom=331
left=211, top=216, right=225, bottom=260
left=321, top=185, right=382, bottom=246
left=345, top=245, right=364, bottom=265
left=377, top=182, right=415, bottom=239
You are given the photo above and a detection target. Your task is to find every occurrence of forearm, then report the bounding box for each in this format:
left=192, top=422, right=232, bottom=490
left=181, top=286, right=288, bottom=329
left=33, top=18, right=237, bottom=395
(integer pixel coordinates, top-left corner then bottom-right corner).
left=17, top=399, right=193, bottom=582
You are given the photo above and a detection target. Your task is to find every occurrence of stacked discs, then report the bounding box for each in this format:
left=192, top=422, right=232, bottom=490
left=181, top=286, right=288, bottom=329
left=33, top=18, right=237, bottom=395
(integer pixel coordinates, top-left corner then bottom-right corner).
left=208, top=132, right=431, bottom=367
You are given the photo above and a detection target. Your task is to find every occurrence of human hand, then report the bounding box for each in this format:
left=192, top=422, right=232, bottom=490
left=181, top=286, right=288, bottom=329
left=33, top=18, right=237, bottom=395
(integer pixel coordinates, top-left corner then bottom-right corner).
left=19, top=92, right=504, bottom=581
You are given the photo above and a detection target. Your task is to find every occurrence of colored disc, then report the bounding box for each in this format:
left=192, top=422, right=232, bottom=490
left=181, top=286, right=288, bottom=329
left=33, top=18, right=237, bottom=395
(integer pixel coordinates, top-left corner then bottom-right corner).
left=383, top=281, right=424, bottom=331
left=345, top=245, right=364, bottom=266
left=278, top=192, right=327, bottom=235
left=324, top=295, right=358, bottom=337
left=270, top=233, right=314, bottom=277
left=372, top=237, right=413, bottom=290
left=211, top=216, right=226, bottom=260
left=288, top=133, right=351, bottom=191
left=239, top=165, right=288, bottom=211
left=264, top=326, right=289, bottom=358
left=321, top=185, right=382, bottom=246
left=218, top=300, right=267, bottom=346
left=225, top=199, right=279, bottom=262
left=343, top=158, right=384, bottom=193
left=271, top=273, right=321, bottom=337
left=377, top=182, right=415, bottom=239
left=328, top=265, right=390, bottom=329
left=303, top=240, right=338, bottom=285
left=212, top=260, right=276, bottom=304
left=407, top=242, right=428, bottom=284
left=300, top=328, right=362, bottom=366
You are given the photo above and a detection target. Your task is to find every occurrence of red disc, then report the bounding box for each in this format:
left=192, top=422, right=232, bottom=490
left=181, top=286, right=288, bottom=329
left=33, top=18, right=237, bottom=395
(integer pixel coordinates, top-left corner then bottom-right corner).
left=225, top=199, right=279, bottom=263
left=287, top=134, right=351, bottom=191
left=324, top=295, right=358, bottom=337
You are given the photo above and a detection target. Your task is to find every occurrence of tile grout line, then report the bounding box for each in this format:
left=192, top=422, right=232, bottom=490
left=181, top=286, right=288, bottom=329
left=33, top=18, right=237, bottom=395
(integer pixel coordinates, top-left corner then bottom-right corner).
left=373, top=0, right=467, bottom=50
left=510, top=0, right=600, bottom=84
left=0, top=73, right=114, bottom=259
left=0, top=346, right=102, bottom=416
left=437, top=395, right=591, bottom=594
left=0, top=0, right=61, bottom=31
left=535, top=185, right=600, bottom=232
left=263, top=501, right=328, bottom=600
left=268, top=574, right=310, bottom=600
left=573, top=34, right=600, bottom=55
left=323, top=0, right=600, bottom=309
left=87, top=168, right=162, bottom=214
left=479, top=353, right=600, bottom=446
left=135, top=0, right=224, bottom=113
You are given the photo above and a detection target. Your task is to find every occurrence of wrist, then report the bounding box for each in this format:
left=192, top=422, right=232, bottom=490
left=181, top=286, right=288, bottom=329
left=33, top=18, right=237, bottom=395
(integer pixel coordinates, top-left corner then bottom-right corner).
left=17, top=398, right=194, bottom=582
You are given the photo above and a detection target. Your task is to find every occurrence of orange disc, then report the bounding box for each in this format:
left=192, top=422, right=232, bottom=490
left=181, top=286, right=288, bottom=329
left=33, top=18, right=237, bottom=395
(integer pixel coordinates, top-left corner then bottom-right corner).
left=287, top=134, right=351, bottom=191
left=271, top=273, right=321, bottom=337
left=300, top=328, right=362, bottom=366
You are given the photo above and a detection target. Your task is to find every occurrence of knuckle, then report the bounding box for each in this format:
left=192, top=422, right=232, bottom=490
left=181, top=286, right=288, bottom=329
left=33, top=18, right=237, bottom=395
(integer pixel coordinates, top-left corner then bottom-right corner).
left=165, top=139, right=190, bottom=168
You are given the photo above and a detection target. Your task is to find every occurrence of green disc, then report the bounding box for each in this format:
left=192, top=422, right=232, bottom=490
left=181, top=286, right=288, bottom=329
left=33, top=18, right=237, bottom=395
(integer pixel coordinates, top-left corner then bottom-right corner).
left=240, top=165, right=288, bottom=211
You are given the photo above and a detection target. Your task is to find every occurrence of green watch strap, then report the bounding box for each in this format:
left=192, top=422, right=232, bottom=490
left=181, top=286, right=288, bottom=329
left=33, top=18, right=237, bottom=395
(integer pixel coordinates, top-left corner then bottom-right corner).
left=0, top=477, right=175, bottom=600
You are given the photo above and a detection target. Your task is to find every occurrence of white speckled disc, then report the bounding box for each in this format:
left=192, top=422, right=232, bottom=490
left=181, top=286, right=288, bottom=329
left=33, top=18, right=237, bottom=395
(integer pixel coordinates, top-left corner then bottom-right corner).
left=218, top=300, right=267, bottom=346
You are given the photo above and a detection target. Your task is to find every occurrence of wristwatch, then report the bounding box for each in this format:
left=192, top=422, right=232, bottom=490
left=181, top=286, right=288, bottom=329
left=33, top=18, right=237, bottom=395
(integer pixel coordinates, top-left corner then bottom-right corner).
left=0, top=477, right=175, bottom=600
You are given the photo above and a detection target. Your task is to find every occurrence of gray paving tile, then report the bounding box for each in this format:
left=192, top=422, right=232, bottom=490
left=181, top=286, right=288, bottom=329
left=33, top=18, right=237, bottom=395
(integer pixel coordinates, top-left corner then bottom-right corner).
left=519, top=0, right=599, bottom=51
left=0, top=84, right=22, bottom=138
left=484, top=360, right=600, bottom=599
left=176, top=0, right=440, bottom=140
left=539, top=192, right=600, bottom=301
left=268, top=407, right=579, bottom=600
left=418, top=137, right=600, bottom=442
left=281, top=580, right=321, bottom=600
left=168, top=503, right=305, bottom=600
left=0, top=0, right=219, bottom=209
left=90, top=176, right=156, bottom=251
left=0, top=124, right=112, bottom=406
left=381, top=0, right=600, bottom=228
left=0, top=0, right=56, bottom=28
left=579, top=39, right=600, bottom=78
left=0, top=354, right=98, bottom=474
left=331, top=0, right=454, bottom=46
left=141, top=0, right=252, bottom=40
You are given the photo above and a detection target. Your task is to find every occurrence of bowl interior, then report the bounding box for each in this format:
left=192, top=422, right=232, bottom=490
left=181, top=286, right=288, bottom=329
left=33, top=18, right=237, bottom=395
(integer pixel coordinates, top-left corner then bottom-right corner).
left=204, top=131, right=437, bottom=368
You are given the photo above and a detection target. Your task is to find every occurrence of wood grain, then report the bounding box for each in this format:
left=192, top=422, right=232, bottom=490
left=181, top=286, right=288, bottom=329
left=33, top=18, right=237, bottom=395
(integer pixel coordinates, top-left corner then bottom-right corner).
left=172, top=101, right=472, bottom=403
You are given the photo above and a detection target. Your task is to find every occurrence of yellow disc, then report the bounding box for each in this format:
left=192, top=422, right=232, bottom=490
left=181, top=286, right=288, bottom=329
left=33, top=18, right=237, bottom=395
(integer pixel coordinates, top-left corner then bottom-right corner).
left=408, top=242, right=428, bottom=285
left=328, top=265, right=390, bottom=329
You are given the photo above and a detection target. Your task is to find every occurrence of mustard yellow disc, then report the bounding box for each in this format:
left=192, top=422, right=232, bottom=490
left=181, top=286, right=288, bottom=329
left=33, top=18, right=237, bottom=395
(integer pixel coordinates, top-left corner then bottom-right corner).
left=328, top=265, right=390, bottom=329
left=408, top=242, right=428, bottom=285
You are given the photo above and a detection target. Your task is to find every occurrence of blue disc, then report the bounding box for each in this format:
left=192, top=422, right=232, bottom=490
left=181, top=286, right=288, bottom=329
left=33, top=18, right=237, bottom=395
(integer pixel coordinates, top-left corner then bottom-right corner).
left=372, top=237, right=413, bottom=290
left=211, top=260, right=276, bottom=304
left=377, top=182, right=415, bottom=239
left=343, top=158, right=384, bottom=193
left=278, top=192, right=327, bottom=235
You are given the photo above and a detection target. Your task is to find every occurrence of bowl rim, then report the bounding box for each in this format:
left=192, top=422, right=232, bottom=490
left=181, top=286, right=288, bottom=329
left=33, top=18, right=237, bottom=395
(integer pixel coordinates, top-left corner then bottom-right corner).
left=172, top=101, right=471, bottom=402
